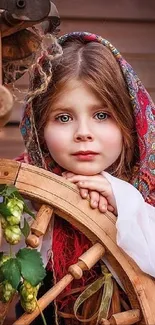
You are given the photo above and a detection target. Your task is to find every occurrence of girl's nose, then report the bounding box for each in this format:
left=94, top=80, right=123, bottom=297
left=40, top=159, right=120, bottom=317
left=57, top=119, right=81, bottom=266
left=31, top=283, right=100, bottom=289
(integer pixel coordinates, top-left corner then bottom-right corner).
left=74, top=133, right=93, bottom=142
left=74, top=126, right=94, bottom=142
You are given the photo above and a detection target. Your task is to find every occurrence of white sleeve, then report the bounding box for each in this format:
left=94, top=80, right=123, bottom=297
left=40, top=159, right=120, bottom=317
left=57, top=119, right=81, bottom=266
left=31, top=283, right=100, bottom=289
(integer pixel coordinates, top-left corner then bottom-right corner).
left=103, top=172, right=155, bottom=278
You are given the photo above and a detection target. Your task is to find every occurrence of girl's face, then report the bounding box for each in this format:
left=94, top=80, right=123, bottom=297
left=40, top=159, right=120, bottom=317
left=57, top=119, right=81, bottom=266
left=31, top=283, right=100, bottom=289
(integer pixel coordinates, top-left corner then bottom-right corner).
left=44, top=80, right=123, bottom=175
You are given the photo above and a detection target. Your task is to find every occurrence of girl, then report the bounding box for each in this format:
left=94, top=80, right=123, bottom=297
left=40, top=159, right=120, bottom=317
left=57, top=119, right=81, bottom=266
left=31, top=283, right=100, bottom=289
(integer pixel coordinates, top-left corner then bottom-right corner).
left=18, top=32, right=154, bottom=324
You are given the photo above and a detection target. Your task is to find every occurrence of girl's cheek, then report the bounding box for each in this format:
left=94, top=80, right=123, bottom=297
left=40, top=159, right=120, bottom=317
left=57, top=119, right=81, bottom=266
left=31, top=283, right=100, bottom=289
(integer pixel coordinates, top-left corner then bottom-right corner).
left=47, top=137, right=61, bottom=152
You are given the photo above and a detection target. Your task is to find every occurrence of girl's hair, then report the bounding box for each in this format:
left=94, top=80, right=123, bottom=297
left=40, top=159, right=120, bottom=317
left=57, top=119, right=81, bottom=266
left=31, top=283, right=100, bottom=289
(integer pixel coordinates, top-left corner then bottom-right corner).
left=33, top=40, right=139, bottom=179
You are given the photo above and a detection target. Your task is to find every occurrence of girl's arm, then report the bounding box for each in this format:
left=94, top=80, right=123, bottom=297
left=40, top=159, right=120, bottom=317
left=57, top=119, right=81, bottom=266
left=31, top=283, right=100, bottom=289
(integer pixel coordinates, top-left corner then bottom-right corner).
left=63, top=171, right=155, bottom=278
left=62, top=172, right=117, bottom=214
left=103, top=172, right=155, bottom=278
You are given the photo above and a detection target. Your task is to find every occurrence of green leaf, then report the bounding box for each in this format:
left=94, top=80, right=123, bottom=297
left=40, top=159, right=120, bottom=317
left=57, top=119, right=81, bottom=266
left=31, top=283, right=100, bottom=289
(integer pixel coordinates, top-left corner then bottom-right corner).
left=21, top=219, right=30, bottom=238
left=0, top=203, right=11, bottom=218
left=5, top=185, right=18, bottom=197
left=0, top=185, right=6, bottom=193
left=16, top=248, right=46, bottom=286
left=23, top=204, right=35, bottom=219
left=1, top=258, right=21, bottom=289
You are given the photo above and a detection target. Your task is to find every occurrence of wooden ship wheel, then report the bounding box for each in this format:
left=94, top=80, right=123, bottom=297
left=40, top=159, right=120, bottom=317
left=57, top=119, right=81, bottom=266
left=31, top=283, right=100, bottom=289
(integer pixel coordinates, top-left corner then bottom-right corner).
left=0, top=159, right=155, bottom=325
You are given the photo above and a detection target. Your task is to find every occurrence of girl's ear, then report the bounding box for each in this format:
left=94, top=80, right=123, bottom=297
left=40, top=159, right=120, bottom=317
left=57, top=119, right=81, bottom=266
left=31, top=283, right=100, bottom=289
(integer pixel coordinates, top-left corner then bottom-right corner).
left=0, top=85, right=13, bottom=128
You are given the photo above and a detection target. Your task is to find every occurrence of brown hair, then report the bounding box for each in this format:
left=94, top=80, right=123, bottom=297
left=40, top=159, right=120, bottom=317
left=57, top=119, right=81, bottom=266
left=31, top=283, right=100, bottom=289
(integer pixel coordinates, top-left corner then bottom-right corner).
left=33, top=40, right=139, bottom=180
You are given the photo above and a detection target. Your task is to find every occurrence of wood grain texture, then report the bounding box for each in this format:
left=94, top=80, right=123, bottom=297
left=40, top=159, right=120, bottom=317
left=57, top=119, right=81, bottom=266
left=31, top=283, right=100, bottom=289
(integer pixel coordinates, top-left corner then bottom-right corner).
left=52, top=0, right=155, bottom=20
left=58, top=21, right=155, bottom=54
left=0, top=127, right=24, bottom=159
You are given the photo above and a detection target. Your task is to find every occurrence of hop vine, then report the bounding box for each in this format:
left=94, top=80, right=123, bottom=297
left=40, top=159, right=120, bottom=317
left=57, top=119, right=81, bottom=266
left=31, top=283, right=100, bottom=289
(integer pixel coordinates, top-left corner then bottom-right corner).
left=0, top=185, right=46, bottom=319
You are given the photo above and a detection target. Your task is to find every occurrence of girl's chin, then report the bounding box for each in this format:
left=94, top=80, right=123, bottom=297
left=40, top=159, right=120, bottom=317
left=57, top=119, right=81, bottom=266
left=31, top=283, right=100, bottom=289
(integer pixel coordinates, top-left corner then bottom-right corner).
left=69, top=168, right=103, bottom=176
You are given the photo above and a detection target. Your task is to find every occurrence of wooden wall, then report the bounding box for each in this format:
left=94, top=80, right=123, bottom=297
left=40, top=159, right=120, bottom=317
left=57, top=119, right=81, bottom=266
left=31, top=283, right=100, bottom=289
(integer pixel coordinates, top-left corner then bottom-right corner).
left=53, top=0, right=155, bottom=101
left=0, top=0, right=155, bottom=158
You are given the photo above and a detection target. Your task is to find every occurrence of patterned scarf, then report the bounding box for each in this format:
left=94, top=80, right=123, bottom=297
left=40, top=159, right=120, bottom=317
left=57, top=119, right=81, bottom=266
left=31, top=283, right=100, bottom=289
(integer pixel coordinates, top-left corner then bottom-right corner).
left=20, top=31, right=155, bottom=207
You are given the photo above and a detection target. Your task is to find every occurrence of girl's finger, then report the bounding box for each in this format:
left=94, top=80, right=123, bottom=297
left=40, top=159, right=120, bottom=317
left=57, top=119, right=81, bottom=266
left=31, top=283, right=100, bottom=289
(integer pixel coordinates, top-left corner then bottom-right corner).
left=107, top=205, right=115, bottom=212
left=69, top=177, right=117, bottom=213
left=89, top=191, right=100, bottom=209
left=67, top=175, right=90, bottom=183
left=77, top=179, right=110, bottom=197
left=62, top=171, right=75, bottom=178
left=79, top=188, right=88, bottom=199
left=98, top=195, right=108, bottom=213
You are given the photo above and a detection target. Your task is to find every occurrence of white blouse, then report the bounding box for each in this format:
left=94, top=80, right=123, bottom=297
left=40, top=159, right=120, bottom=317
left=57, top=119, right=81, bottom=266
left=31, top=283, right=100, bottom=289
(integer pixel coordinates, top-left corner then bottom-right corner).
left=104, top=172, right=155, bottom=277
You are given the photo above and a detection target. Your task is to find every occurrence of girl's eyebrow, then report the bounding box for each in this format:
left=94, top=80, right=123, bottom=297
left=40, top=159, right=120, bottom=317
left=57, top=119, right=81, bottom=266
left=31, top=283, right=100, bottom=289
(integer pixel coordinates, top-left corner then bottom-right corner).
left=51, top=106, right=71, bottom=113
left=51, top=104, right=109, bottom=113
left=93, top=104, right=108, bottom=108
left=90, top=104, right=110, bottom=111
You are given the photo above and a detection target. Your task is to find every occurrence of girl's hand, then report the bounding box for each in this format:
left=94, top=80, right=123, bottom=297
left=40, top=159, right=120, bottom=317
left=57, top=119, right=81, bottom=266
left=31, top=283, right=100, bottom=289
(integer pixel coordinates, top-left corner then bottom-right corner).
left=62, top=172, right=117, bottom=215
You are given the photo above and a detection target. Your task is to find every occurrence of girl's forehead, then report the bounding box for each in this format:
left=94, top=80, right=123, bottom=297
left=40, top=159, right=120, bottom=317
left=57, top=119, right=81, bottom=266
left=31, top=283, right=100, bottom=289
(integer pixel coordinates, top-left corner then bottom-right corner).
left=54, top=78, right=103, bottom=100
left=60, top=79, right=86, bottom=91
left=51, top=78, right=81, bottom=103
left=52, top=79, right=103, bottom=107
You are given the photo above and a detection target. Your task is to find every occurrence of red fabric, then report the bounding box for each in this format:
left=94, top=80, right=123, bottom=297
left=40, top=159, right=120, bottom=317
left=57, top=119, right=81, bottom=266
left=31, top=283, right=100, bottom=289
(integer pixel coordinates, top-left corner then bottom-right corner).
left=47, top=217, right=99, bottom=308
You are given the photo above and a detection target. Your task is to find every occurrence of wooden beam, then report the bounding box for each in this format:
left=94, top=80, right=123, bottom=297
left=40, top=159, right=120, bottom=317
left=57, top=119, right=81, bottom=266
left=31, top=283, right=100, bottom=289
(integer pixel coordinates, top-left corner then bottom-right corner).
left=53, top=0, right=155, bottom=21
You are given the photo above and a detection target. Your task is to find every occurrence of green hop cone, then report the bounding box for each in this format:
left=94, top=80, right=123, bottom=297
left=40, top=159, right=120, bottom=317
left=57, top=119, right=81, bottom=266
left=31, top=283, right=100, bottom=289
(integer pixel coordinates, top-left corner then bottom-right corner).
left=20, top=283, right=35, bottom=302
left=20, top=280, right=40, bottom=301
left=4, top=225, right=22, bottom=244
left=0, top=216, right=8, bottom=229
left=7, top=198, right=24, bottom=219
left=34, top=283, right=40, bottom=295
left=7, top=214, right=21, bottom=226
left=0, top=255, right=10, bottom=267
left=21, top=297, right=37, bottom=313
left=2, top=281, right=15, bottom=302
left=19, top=280, right=40, bottom=313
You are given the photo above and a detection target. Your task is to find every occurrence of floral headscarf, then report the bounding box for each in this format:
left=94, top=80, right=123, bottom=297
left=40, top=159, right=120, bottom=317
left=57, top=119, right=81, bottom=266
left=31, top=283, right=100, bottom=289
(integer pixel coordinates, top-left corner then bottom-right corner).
left=20, top=32, right=155, bottom=207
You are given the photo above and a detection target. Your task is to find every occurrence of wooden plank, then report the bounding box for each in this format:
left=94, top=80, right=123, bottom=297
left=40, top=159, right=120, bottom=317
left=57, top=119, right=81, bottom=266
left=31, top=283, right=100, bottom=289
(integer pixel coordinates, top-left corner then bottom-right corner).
left=8, top=103, right=23, bottom=122
left=14, top=73, right=29, bottom=88
left=149, top=91, right=155, bottom=102
left=53, top=0, right=155, bottom=21
left=0, top=127, right=24, bottom=159
left=6, top=88, right=25, bottom=122
left=58, top=20, right=155, bottom=54
left=0, top=144, right=24, bottom=159
left=6, top=80, right=28, bottom=122
left=127, top=59, right=155, bottom=88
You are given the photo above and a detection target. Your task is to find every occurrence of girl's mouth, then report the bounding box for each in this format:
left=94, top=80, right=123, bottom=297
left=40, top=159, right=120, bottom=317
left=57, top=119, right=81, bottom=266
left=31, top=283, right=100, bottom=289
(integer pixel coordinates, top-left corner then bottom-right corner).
left=72, top=151, right=98, bottom=161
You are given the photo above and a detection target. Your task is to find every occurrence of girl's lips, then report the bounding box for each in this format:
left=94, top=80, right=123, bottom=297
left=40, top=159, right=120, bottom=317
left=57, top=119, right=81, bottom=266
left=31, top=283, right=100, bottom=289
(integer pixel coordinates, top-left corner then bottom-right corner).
left=73, top=151, right=98, bottom=155
left=72, top=151, right=98, bottom=161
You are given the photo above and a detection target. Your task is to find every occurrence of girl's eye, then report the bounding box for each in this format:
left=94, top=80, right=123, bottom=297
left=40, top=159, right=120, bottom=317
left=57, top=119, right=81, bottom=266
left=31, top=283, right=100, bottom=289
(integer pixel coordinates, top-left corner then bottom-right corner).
left=94, top=112, right=109, bottom=120
left=56, top=114, right=71, bottom=123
